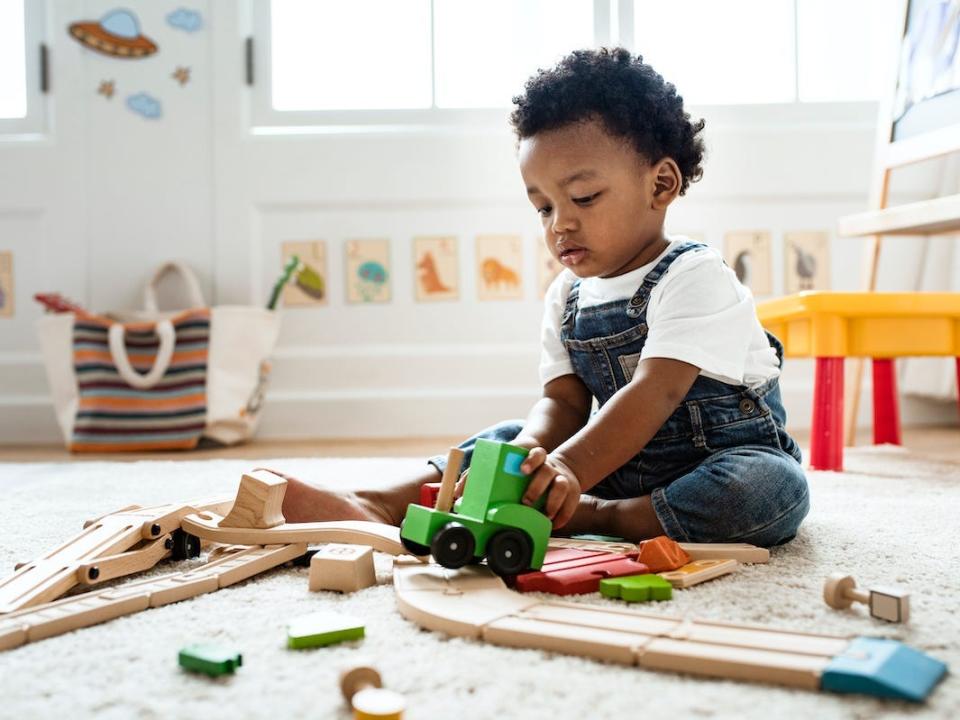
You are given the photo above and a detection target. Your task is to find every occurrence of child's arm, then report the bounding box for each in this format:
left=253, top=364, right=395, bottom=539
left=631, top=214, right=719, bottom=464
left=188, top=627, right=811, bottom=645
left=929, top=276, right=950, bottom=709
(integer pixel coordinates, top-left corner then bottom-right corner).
left=512, top=374, right=593, bottom=452
left=521, top=357, right=700, bottom=523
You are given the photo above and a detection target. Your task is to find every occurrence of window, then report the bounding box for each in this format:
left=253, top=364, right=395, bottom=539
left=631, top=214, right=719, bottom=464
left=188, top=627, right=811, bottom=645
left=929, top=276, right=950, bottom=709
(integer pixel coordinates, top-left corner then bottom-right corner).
left=0, top=0, right=46, bottom=135
left=253, top=0, right=904, bottom=129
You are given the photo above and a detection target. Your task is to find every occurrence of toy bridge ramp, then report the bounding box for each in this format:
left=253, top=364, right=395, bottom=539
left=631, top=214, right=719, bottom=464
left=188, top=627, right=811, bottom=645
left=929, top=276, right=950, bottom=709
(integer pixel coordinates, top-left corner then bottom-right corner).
left=393, top=559, right=947, bottom=703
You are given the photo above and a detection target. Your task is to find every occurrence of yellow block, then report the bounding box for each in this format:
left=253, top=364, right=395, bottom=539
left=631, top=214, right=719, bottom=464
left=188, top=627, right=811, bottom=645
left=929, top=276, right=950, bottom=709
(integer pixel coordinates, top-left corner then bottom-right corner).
left=756, top=292, right=960, bottom=358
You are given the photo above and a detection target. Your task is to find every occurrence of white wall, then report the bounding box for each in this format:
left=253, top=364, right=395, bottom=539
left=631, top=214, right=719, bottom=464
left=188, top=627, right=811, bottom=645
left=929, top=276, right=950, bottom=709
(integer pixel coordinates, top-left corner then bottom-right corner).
left=0, top=2, right=956, bottom=445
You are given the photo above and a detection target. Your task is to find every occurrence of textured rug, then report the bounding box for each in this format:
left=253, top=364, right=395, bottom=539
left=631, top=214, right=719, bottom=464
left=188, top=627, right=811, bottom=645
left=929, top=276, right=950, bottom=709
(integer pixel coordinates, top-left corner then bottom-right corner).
left=0, top=447, right=957, bottom=720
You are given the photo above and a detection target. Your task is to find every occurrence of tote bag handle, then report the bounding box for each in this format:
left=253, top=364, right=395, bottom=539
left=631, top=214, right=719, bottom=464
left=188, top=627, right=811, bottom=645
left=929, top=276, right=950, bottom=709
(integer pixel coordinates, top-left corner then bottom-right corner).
left=144, top=262, right=206, bottom=312
left=108, top=320, right=176, bottom=389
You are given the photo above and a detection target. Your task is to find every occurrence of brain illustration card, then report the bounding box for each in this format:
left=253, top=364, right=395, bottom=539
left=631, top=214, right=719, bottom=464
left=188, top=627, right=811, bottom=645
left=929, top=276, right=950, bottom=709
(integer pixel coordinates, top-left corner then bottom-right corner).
left=346, top=239, right=391, bottom=304
left=281, top=240, right=327, bottom=307
left=537, top=241, right=563, bottom=299
left=476, top=235, right=523, bottom=301
left=784, top=231, right=831, bottom=293
left=413, top=236, right=459, bottom=302
left=723, top=231, right=773, bottom=297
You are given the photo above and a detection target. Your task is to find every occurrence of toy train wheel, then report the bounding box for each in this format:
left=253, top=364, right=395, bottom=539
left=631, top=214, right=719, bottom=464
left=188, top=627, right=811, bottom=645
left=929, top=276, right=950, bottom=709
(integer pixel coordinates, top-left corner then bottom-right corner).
left=486, top=529, right=533, bottom=576
left=399, top=520, right=431, bottom=557
left=431, top=522, right=475, bottom=569
left=170, top=529, right=201, bottom=560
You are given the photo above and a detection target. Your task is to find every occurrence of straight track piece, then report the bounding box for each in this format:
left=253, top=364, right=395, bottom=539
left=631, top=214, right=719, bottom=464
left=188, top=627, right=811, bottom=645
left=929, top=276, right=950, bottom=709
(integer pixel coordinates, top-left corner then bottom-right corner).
left=0, top=544, right=305, bottom=651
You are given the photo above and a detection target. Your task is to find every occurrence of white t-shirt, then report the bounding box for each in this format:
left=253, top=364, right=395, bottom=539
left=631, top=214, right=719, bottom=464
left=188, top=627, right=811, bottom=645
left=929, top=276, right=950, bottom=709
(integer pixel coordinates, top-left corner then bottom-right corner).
left=539, top=238, right=780, bottom=388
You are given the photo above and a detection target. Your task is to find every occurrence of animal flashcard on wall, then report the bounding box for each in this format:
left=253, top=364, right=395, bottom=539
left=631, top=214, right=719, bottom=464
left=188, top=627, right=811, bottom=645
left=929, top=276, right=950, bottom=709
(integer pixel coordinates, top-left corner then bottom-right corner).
left=281, top=241, right=328, bottom=307
left=346, top=239, right=391, bottom=304
left=537, top=241, right=563, bottom=299
left=413, top=236, right=458, bottom=302
left=476, top=235, right=523, bottom=301
left=0, top=251, right=13, bottom=318
left=68, top=9, right=158, bottom=59
left=723, top=231, right=773, bottom=296
left=784, top=231, right=831, bottom=293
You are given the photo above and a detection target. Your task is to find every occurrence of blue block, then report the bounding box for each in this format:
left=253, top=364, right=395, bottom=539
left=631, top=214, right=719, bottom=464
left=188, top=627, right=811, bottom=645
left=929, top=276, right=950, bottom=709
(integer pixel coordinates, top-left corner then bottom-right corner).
left=821, top=637, right=948, bottom=702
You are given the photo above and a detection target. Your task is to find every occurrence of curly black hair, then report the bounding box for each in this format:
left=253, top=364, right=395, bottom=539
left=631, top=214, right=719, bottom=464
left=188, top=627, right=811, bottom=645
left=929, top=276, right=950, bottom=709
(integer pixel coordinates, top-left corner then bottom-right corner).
left=510, top=47, right=705, bottom=196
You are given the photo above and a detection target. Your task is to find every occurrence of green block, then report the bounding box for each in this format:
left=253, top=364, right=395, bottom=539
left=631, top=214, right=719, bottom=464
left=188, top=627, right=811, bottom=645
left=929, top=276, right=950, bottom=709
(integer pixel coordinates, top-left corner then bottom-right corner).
left=287, top=610, right=365, bottom=650
left=599, top=574, right=673, bottom=603
left=178, top=644, right=243, bottom=677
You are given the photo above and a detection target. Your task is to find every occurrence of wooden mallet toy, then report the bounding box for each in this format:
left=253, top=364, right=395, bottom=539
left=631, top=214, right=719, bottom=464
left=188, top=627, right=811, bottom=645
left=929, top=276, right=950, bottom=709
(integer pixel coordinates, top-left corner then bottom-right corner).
left=340, top=665, right=405, bottom=720
left=823, top=572, right=910, bottom=623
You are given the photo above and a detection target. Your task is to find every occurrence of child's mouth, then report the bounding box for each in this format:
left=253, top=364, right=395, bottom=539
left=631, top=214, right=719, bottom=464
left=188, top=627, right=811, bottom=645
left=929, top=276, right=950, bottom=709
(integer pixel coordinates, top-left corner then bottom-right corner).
left=559, top=247, right=588, bottom=266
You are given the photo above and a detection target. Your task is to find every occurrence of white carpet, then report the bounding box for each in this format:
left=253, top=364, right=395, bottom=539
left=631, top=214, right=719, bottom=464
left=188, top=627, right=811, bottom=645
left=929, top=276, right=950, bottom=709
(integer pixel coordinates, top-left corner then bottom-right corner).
left=0, top=447, right=956, bottom=720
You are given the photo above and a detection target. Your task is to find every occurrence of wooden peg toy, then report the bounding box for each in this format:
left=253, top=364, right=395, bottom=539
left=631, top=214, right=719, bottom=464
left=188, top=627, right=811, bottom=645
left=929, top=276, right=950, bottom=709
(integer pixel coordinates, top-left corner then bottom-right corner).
left=823, top=573, right=910, bottom=623
left=340, top=665, right=406, bottom=720
left=309, top=544, right=376, bottom=593
left=287, top=610, right=365, bottom=649
left=178, top=643, right=243, bottom=677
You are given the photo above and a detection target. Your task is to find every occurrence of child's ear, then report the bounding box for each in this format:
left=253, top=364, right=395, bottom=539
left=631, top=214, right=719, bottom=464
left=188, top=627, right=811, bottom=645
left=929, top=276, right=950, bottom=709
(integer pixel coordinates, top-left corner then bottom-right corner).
left=651, top=158, right=682, bottom=208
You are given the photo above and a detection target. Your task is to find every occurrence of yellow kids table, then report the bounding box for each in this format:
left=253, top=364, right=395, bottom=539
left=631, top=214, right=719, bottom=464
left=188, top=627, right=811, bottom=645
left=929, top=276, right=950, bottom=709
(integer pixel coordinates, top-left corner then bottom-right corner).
left=756, top=292, right=960, bottom=471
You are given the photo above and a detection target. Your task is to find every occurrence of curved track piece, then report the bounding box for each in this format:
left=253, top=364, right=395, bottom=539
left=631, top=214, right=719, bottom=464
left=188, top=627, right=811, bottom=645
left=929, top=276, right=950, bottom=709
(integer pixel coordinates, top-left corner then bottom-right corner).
left=182, top=512, right=423, bottom=559
left=392, top=560, right=946, bottom=702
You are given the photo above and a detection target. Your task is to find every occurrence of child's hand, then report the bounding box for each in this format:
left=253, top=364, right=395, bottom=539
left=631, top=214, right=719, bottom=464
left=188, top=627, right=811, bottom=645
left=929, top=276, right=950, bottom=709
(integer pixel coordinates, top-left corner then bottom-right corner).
left=520, top=448, right=581, bottom=529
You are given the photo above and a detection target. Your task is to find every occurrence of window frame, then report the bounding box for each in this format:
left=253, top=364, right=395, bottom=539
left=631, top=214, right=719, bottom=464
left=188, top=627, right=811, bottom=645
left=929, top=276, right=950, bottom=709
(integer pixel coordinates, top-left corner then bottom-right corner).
left=247, top=0, right=888, bottom=134
left=0, top=0, right=48, bottom=137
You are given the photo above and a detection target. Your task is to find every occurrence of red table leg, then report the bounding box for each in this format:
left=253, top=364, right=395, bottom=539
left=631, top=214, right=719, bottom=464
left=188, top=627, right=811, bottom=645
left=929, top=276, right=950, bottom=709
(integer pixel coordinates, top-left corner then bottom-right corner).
left=872, top=358, right=902, bottom=445
left=811, top=357, right=844, bottom=471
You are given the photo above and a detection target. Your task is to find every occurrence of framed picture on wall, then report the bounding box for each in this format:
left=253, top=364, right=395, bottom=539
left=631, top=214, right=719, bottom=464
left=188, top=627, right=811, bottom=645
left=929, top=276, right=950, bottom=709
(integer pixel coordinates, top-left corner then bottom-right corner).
left=891, top=0, right=960, bottom=142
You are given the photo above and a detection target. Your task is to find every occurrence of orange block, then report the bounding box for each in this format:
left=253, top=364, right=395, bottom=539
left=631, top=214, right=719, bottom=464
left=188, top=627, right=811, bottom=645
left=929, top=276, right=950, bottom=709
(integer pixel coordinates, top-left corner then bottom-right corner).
left=637, top=536, right=690, bottom=573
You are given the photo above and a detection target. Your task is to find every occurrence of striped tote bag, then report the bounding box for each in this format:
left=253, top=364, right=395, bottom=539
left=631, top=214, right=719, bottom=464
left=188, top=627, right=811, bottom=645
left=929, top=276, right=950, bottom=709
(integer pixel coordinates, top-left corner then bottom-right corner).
left=37, top=263, right=280, bottom=452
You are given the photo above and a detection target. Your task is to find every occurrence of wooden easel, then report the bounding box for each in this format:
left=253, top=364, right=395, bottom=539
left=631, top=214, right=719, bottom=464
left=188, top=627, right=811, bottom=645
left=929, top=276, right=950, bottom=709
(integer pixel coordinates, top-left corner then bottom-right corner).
left=840, top=0, right=960, bottom=445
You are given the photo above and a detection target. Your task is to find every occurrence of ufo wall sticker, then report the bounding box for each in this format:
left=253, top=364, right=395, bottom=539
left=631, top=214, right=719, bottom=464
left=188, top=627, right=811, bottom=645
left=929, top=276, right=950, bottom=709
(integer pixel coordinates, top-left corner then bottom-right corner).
left=68, top=9, right=158, bottom=59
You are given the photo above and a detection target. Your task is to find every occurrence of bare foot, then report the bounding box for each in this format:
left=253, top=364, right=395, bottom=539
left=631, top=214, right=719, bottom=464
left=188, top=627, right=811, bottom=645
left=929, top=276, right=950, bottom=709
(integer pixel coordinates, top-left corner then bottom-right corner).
left=277, top=475, right=394, bottom=525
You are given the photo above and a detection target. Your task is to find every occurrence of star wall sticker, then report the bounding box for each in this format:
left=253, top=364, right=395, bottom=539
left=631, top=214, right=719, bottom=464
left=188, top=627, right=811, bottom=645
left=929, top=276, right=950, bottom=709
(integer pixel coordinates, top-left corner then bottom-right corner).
left=98, top=80, right=115, bottom=99
left=172, top=66, right=191, bottom=86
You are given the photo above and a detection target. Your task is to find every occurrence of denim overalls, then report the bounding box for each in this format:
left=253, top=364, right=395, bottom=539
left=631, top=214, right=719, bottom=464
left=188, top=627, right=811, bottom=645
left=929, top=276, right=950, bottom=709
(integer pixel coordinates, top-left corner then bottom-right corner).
left=430, top=242, right=810, bottom=546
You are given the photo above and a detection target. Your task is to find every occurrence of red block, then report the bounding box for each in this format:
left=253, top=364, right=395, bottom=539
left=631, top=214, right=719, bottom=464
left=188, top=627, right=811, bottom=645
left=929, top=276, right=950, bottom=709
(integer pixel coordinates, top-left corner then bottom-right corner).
left=418, top=482, right=441, bottom=508
left=515, top=551, right=649, bottom=595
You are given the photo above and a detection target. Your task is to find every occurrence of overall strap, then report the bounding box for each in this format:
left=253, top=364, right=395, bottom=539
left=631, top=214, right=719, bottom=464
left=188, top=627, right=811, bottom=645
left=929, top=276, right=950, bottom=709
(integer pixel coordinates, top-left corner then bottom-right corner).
left=625, top=241, right=706, bottom=319
left=560, top=278, right=581, bottom=336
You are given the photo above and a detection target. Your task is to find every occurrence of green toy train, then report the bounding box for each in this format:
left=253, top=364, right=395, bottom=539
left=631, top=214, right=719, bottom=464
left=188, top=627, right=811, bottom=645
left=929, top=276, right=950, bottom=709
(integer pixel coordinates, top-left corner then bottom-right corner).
left=400, top=439, right=552, bottom=576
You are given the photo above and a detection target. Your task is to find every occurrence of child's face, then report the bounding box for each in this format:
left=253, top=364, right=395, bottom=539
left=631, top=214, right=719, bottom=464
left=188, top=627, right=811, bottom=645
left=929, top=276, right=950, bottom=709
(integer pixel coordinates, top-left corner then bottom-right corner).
left=519, top=118, right=676, bottom=279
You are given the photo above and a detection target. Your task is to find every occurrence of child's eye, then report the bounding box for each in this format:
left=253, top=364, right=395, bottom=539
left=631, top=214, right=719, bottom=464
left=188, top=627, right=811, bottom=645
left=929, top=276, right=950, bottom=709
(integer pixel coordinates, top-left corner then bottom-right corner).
left=537, top=206, right=552, bottom=217
left=574, top=193, right=600, bottom=205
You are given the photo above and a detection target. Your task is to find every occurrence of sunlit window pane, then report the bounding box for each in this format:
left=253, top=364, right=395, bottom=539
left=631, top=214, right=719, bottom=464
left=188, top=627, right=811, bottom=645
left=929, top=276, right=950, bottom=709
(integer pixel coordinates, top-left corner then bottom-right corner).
left=271, top=0, right=432, bottom=110
left=798, top=0, right=904, bottom=102
left=633, top=0, right=795, bottom=104
left=0, top=0, right=27, bottom=119
left=434, top=0, right=595, bottom=108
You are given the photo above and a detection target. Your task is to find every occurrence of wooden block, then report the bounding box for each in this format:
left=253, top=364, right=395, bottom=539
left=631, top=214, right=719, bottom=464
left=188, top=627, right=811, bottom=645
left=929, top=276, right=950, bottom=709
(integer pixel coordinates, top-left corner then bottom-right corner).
left=868, top=586, right=910, bottom=623
left=218, top=469, right=288, bottom=529
left=599, top=574, right=673, bottom=602
left=287, top=610, right=364, bottom=649
left=309, top=544, right=376, bottom=593
left=548, top=537, right=639, bottom=555
left=515, top=554, right=649, bottom=595
left=678, top=543, right=769, bottom=564
left=418, top=482, right=441, bottom=508
left=659, top=559, right=737, bottom=589
left=637, top=536, right=690, bottom=573
left=178, top=644, right=243, bottom=676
